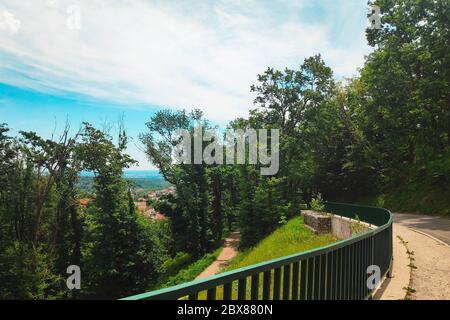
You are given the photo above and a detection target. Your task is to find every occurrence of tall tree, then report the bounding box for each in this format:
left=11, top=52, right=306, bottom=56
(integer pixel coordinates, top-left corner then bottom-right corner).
left=78, top=123, right=158, bottom=299
left=140, top=109, right=216, bottom=257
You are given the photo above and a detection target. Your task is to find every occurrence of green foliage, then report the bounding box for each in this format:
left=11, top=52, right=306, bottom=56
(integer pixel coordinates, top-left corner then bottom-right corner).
left=196, top=217, right=336, bottom=300
left=141, top=109, right=230, bottom=257
left=159, top=248, right=222, bottom=288
left=0, top=123, right=173, bottom=299
left=0, top=123, right=80, bottom=299
left=77, top=124, right=160, bottom=299
left=1, top=0, right=449, bottom=300
left=226, top=217, right=336, bottom=271
left=354, top=180, right=450, bottom=215
left=160, top=252, right=192, bottom=278
left=310, top=193, right=325, bottom=212
left=0, top=242, right=63, bottom=299
left=238, top=174, right=293, bottom=248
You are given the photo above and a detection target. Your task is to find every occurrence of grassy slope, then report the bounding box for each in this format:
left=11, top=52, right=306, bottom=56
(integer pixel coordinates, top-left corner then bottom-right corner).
left=226, top=216, right=336, bottom=271
left=158, top=248, right=222, bottom=289
left=195, top=216, right=336, bottom=299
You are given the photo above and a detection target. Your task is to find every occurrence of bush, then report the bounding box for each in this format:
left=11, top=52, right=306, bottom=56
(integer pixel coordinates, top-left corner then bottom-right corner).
left=160, top=248, right=222, bottom=288
left=310, top=193, right=325, bottom=212
left=161, top=252, right=192, bottom=277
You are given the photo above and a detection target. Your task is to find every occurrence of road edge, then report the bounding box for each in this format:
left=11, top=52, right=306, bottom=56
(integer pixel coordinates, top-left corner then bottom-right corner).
left=376, top=224, right=411, bottom=300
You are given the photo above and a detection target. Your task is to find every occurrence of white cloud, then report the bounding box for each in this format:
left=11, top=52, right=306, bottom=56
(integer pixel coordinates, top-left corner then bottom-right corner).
left=0, top=0, right=372, bottom=122
left=0, top=10, right=21, bottom=33
left=44, top=0, right=59, bottom=10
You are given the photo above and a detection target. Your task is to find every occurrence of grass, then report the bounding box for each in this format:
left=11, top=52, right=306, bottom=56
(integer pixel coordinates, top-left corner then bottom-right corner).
left=225, top=217, right=336, bottom=271
left=158, top=247, right=222, bottom=289
left=397, top=235, right=416, bottom=300
left=194, top=216, right=337, bottom=299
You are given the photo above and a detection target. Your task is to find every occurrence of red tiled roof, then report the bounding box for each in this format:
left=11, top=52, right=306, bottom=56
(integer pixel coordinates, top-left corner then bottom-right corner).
left=155, top=212, right=166, bottom=220
left=79, top=198, right=90, bottom=206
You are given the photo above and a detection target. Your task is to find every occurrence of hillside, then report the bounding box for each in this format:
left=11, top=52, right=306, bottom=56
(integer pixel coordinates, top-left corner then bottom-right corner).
left=225, top=216, right=336, bottom=271
left=194, top=216, right=337, bottom=299
left=77, top=170, right=171, bottom=193
left=343, top=181, right=450, bottom=216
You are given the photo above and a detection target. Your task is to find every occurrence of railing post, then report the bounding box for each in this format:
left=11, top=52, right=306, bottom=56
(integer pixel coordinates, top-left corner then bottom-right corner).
left=262, top=271, right=271, bottom=300
left=238, top=278, right=247, bottom=300
left=251, top=274, right=259, bottom=300
left=283, top=264, right=291, bottom=300
left=292, top=262, right=300, bottom=300
left=306, top=257, right=314, bottom=299
left=299, top=260, right=307, bottom=300
left=387, top=225, right=394, bottom=278
left=207, top=287, right=216, bottom=300
left=273, top=267, right=281, bottom=300
left=223, top=282, right=232, bottom=300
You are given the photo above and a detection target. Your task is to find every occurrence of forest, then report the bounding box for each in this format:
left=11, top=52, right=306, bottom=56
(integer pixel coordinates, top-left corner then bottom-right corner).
left=0, top=1, right=449, bottom=299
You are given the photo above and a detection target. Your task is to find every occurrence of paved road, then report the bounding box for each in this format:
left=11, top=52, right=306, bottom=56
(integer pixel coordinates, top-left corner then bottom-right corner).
left=385, top=213, right=450, bottom=300
left=392, top=223, right=450, bottom=299
left=394, top=213, right=450, bottom=245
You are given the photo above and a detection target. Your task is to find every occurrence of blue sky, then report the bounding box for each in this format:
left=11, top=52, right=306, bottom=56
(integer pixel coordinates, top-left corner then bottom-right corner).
left=0, top=0, right=373, bottom=169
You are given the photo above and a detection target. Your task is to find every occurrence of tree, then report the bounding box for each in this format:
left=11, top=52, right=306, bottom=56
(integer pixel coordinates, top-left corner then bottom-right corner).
left=0, top=123, right=81, bottom=299
left=140, top=109, right=218, bottom=257
left=78, top=123, right=158, bottom=299
left=364, top=0, right=450, bottom=183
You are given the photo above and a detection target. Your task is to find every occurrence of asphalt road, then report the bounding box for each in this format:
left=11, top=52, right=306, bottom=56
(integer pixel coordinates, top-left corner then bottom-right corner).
left=384, top=213, right=450, bottom=300
left=393, top=212, right=450, bottom=245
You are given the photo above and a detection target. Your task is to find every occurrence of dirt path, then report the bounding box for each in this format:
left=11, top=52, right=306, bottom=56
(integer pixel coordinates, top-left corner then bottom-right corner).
left=196, top=232, right=240, bottom=280
left=380, top=213, right=450, bottom=300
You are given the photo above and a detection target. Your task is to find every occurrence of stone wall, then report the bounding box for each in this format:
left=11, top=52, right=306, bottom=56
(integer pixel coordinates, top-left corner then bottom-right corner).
left=301, top=210, right=331, bottom=234
left=302, top=210, right=373, bottom=239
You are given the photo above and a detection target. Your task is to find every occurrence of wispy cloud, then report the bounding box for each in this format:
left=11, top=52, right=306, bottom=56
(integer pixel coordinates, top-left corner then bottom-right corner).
left=0, top=9, right=21, bottom=33
left=0, top=0, right=372, bottom=122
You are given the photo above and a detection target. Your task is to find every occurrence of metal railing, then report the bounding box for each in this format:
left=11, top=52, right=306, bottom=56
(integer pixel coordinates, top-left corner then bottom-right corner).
left=121, top=202, right=393, bottom=300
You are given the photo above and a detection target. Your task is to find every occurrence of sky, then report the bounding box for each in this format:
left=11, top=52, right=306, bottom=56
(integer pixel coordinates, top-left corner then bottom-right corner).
left=0, top=0, right=373, bottom=169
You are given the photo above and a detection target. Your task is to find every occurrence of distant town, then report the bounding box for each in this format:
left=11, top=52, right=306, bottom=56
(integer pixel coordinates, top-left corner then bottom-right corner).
left=79, top=185, right=175, bottom=221
left=134, top=186, right=176, bottom=220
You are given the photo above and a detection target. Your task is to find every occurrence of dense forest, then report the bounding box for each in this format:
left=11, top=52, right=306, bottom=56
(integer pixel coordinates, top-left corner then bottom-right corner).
left=0, top=0, right=449, bottom=299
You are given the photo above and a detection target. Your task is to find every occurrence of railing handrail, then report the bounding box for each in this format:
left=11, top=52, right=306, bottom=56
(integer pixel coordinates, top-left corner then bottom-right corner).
left=121, top=202, right=393, bottom=300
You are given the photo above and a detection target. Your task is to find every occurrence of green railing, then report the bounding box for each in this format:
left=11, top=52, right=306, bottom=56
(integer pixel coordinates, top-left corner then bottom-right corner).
left=121, top=202, right=393, bottom=300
